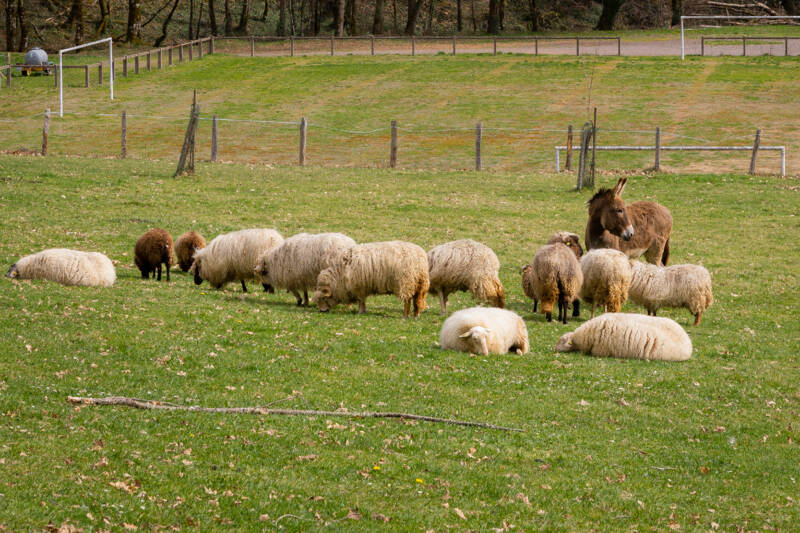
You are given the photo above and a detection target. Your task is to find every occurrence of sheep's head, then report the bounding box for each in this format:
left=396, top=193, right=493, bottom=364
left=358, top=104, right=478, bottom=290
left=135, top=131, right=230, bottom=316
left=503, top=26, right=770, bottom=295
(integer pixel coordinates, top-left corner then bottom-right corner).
left=253, top=258, right=268, bottom=284
left=490, top=280, right=506, bottom=309
left=459, top=326, right=490, bottom=356
left=554, top=332, right=576, bottom=353
left=5, top=264, right=18, bottom=278
left=548, top=232, right=584, bottom=259
left=190, top=257, right=204, bottom=285
left=313, top=269, right=337, bottom=313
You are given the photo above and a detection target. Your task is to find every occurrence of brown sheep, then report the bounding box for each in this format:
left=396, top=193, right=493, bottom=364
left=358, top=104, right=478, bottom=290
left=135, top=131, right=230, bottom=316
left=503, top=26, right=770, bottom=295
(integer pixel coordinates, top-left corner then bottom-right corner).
left=134, top=228, right=174, bottom=282
left=523, top=242, right=583, bottom=324
left=522, top=232, right=583, bottom=318
left=175, top=231, right=206, bottom=272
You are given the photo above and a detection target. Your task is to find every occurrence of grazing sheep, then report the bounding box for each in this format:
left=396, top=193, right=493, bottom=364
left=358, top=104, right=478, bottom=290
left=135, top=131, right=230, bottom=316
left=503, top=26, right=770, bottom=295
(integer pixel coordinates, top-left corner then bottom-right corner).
left=6, top=248, right=116, bottom=288
left=175, top=231, right=206, bottom=272
left=522, top=232, right=583, bottom=315
left=313, top=241, right=429, bottom=318
left=427, top=239, right=505, bottom=315
left=254, top=232, right=356, bottom=306
left=134, top=228, right=174, bottom=281
left=440, top=307, right=529, bottom=355
left=522, top=241, right=583, bottom=324
left=579, top=248, right=633, bottom=318
left=191, top=228, right=284, bottom=293
left=629, top=261, right=713, bottom=326
left=555, top=313, right=692, bottom=362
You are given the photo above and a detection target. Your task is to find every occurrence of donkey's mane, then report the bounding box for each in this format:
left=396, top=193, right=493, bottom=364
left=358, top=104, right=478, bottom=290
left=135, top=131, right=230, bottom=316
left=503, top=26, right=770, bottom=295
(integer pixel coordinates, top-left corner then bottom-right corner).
left=587, top=187, right=614, bottom=206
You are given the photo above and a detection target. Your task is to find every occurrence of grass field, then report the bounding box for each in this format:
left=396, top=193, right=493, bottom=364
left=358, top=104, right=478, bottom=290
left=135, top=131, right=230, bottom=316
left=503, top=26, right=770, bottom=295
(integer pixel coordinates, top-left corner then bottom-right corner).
left=2, top=52, right=799, bottom=176
left=0, top=153, right=799, bottom=530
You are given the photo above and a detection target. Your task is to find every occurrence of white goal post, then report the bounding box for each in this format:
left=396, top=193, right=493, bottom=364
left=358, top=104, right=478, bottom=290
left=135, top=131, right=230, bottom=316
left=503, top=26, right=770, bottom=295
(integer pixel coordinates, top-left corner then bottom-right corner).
left=681, top=15, right=800, bottom=59
left=59, top=37, right=114, bottom=118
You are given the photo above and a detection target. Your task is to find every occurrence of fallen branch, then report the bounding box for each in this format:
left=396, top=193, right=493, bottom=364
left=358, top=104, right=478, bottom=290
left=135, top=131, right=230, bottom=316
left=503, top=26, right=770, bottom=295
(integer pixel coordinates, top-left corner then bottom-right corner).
left=66, top=396, right=522, bottom=432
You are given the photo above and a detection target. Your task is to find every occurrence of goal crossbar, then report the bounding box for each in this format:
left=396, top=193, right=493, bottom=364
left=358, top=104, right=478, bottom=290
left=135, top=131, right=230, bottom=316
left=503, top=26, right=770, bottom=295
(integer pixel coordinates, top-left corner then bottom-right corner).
left=681, top=15, right=800, bottom=59
left=59, top=37, right=114, bottom=118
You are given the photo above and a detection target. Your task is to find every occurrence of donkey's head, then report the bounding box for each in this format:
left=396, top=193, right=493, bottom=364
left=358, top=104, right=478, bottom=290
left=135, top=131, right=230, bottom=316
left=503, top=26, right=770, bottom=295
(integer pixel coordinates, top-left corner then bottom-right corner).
left=588, top=177, right=634, bottom=241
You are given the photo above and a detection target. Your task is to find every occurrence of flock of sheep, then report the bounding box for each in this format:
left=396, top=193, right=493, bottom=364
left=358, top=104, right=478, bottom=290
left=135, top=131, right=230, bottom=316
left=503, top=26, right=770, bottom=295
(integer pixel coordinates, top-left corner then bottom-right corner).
left=5, top=178, right=712, bottom=362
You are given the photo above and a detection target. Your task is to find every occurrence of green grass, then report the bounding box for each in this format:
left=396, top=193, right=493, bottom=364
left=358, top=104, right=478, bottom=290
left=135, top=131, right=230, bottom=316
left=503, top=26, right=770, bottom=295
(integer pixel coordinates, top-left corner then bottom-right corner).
left=0, top=155, right=799, bottom=530
left=2, top=53, right=799, bottom=175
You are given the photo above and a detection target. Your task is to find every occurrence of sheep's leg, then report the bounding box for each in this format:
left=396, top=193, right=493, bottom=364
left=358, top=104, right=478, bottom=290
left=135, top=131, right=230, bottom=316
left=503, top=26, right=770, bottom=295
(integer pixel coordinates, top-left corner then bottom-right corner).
left=572, top=299, right=580, bottom=318
left=693, top=312, right=702, bottom=326
left=156, top=264, right=162, bottom=281
left=403, top=299, right=411, bottom=319
left=559, top=294, right=568, bottom=324
left=291, top=290, right=303, bottom=306
left=590, top=303, right=595, bottom=318
left=545, top=311, right=552, bottom=322
left=533, top=299, right=538, bottom=313
left=241, top=280, right=248, bottom=293
left=439, top=291, right=447, bottom=316
left=358, top=300, right=367, bottom=314
left=413, top=290, right=425, bottom=317
left=262, top=283, right=274, bottom=294
left=303, top=290, right=309, bottom=306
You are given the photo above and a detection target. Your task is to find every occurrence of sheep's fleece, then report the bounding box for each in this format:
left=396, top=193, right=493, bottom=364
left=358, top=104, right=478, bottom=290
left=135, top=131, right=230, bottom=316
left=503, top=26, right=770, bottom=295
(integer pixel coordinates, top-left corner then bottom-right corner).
left=6, top=248, right=116, bottom=287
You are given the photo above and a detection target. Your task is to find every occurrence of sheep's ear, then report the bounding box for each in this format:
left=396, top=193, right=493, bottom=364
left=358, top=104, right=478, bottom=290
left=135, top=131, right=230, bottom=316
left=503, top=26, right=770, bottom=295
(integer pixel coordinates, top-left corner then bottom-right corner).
left=323, top=288, right=331, bottom=297
left=459, top=331, right=472, bottom=338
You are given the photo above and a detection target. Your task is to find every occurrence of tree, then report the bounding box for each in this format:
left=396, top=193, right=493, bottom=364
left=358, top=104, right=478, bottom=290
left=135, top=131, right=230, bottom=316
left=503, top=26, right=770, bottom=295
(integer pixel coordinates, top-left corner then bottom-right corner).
left=425, top=0, right=434, bottom=34
left=261, top=0, right=269, bottom=20
left=155, top=0, right=180, bottom=46
left=335, top=0, right=344, bottom=36
left=16, top=0, right=27, bottom=51
left=126, top=0, right=142, bottom=43
left=782, top=0, right=797, bottom=15
left=5, top=1, right=16, bottom=52
left=224, top=0, right=233, bottom=34
left=596, top=0, right=624, bottom=31
left=372, top=0, right=384, bottom=34
left=236, top=0, right=250, bottom=34
left=404, top=0, right=422, bottom=35
left=276, top=0, right=287, bottom=35
left=345, top=0, right=356, bottom=35
left=188, top=0, right=194, bottom=39
left=67, top=0, right=84, bottom=45
left=208, top=0, right=218, bottom=35
left=670, top=0, right=681, bottom=26
left=95, top=0, right=111, bottom=36
left=456, top=0, right=462, bottom=32
left=487, top=0, right=500, bottom=34
left=528, top=0, right=537, bottom=31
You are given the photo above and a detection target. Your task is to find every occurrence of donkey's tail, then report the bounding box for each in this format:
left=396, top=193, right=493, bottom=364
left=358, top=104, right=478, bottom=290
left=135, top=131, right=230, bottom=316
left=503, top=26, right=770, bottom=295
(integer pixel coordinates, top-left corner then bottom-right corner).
left=661, top=238, right=670, bottom=266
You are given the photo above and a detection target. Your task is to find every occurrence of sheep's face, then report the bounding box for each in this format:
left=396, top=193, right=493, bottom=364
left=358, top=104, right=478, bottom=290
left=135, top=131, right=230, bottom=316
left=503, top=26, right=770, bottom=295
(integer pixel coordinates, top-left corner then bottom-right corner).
left=554, top=332, right=576, bottom=353
left=459, top=326, right=490, bottom=356
left=562, top=234, right=584, bottom=259
left=253, top=259, right=269, bottom=284
left=313, top=287, right=336, bottom=313
left=191, top=259, right=204, bottom=285
left=5, top=264, right=18, bottom=278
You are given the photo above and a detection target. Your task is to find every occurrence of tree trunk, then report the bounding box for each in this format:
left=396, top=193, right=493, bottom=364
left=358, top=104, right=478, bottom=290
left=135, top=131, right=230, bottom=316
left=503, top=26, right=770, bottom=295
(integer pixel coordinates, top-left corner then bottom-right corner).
left=670, top=0, right=681, bottom=26
left=783, top=0, right=798, bottom=15
left=289, top=0, right=295, bottom=34
left=208, top=0, right=218, bottom=35
left=276, top=0, right=287, bottom=35
left=188, top=0, right=194, bottom=39
left=16, top=0, right=27, bottom=51
left=195, top=0, right=204, bottom=38
left=425, top=0, right=434, bottom=34
left=335, top=0, right=344, bottom=36
left=68, top=0, right=84, bottom=45
left=224, top=0, right=233, bottom=34
left=372, top=0, right=384, bottom=34
left=236, top=0, right=250, bottom=34
left=499, top=0, right=504, bottom=31
left=126, top=0, right=142, bottom=43
left=456, top=0, right=462, bottom=32
left=404, top=0, right=421, bottom=35
left=470, top=0, right=476, bottom=31
left=95, top=0, right=111, bottom=36
left=155, top=0, right=180, bottom=46
left=487, top=0, right=500, bottom=34
left=595, top=0, right=624, bottom=31
left=344, top=0, right=356, bottom=35
left=5, top=1, right=16, bottom=53
left=392, top=0, right=398, bottom=32
left=529, top=0, right=537, bottom=31
left=313, top=0, right=320, bottom=34
left=261, top=0, right=269, bottom=20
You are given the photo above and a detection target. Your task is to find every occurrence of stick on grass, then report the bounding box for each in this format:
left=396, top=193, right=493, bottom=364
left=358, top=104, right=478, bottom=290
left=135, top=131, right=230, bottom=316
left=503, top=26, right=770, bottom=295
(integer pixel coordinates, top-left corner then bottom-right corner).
left=66, top=396, right=521, bottom=432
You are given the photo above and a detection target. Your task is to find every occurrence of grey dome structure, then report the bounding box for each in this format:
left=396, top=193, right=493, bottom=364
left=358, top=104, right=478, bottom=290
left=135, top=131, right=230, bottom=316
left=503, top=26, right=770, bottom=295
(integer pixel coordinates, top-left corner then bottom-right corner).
left=25, top=47, right=48, bottom=65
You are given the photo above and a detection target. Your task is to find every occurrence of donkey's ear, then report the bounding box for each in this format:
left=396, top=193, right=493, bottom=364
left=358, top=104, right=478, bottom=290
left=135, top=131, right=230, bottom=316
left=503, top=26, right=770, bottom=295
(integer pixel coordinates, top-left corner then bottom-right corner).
left=613, top=177, right=628, bottom=196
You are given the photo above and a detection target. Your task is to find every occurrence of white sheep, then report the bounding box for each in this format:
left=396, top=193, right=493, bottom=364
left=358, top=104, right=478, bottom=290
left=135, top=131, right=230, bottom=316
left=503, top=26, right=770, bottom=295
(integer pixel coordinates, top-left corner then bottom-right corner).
left=629, top=261, right=713, bottom=326
left=427, top=239, right=505, bottom=315
left=440, top=307, right=529, bottom=355
left=6, top=248, right=116, bottom=287
left=254, top=232, right=356, bottom=306
left=555, top=313, right=692, bottom=362
left=191, top=228, right=284, bottom=293
left=579, top=248, right=633, bottom=317
left=313, top=240, right=429, bottom=318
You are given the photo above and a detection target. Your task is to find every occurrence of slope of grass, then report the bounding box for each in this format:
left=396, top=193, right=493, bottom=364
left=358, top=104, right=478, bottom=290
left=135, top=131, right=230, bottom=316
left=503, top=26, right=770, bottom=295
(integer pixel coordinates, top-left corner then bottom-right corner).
left=0, top=155, right=798, bottom=530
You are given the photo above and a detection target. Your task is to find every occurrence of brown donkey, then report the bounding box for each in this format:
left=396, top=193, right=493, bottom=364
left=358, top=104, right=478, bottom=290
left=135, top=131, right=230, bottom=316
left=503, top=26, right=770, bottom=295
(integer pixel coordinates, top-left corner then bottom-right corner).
left=585, top=178, right=673, bottom=265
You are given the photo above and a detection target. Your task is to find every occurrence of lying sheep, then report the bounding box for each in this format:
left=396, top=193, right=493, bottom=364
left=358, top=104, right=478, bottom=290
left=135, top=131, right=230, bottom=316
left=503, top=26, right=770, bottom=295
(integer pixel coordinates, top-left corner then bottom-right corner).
left=175, top=231, right=206, bottom=272
left=580, top=248, right=633, bottom=317
left=427, top=239, right=505, bottom=315
left=191, top=228, right=283, bottom=293
left=555, top=313, right=692, bottom=362
left=255, top=232, right=356, bottom=306
left=440, top=307, right=529, bottom=355
left=134, top=228, right=174, bottom=281
left=629, top=261, right=713, bottom=326
left=313, top=240, right=429, bottom=318
left=522, top=232, right=583, bottom=315
left=6, top=248, right=116, bottom=287
left=522, top=240, right=583, bottom=324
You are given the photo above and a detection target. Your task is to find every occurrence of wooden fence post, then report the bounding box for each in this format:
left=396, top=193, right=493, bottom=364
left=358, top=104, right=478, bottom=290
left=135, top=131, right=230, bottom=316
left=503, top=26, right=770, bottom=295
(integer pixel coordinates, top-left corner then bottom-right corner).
left=5, top=66, right=10, bottom=88
left=179, top=45, right=184, bottom=62
left=158, top=49, right=163, bottom=69
left=251, top=36, right=255, bottom=57
left=134, top=55, right=139, bottom=74
left=493, top=37, right=497, bottom=55
left=210, top=37, right=215, bottom=54
left=535, top=37, right=538, bottom=56
left=147, top=51, right=151, bottom=70
left=617, top=36, right=621, bottom=56
left=330, top=35, right=334, bottom=56
left=475, top=122, right=482, bottom=171
left=169, top=47, right=174, bottom=65
left=42, top=109, right=50, bottom=156
left=291, top=36, right=295, bottom=56
left=121, top=110, right=127, bottom=159
left=412, top=36, right=415, bottom=56
left=189, top=41, right=194, bottom=60
left=198, top=40, right=203, bottom=59
left=701, top=36, right=705, bottom=56
left=123, top=57, right=128, bottom=77
left=452, top=35, right=456, bottom=55
left=211, top=114, right=218, bottom=162
left=390, top=120, right=398, bottom=168
left=785, top=37, right=789, bottom=56
left=371, top=36, right=374, bottom=55
left=742, top=37, right=746, bottom=56
left=98, top=63, right=103, bottom=85
left=84, top=65, right=89, bottom=87
left=5, top=52, right=9, bottom=65
left=299, top=117, right=307, bottom=166
left=576, top=37, right=580, bottom=56
left=749, top=129, right=761, bottom=175
left=654, top=126, right=661, bottom=171
left=590, top=107, right=597, bottom=188
left=565, top=125, right=574, bottom=171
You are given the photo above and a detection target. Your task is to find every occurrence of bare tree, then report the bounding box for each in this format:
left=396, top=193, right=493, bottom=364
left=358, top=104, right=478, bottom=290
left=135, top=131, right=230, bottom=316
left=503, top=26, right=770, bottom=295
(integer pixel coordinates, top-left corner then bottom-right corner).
left=276, top=0, right=287, bottom=35
left=126, top=0, right=142, bottom=43
left=195, top=0, right=204, bottom=38
left=208, top=0, right=218, bottom=34
left=188, top=0, right=194, bottom=38
left=456, top=0, right=462, bottom=32
left=670, top=0, right=681, bottom=26
left=372, top=0, right=384, bottom=34
left=487, top=0, right=500, bottom=34
left=529, top=0, right=537, bottom=31
left=236, top=0, right=250, bottom=34
left=5, top=1, right=16, bottom=52
left=155, top=0, right=181, bottom=46
left=336, top=0, right=344, bottom=36
left=404, top=0, right=422, bottom=34
left=224, top=0, right=233, bottom=34
left=261, top=0, right=269, bottom=20
left=344, top=0, right=356, bottom=35
left=470, top=0, right=477, bottom=31
left=596, top=0, right=625, bottom=30
left=783, top=0, right=798, bottom=15
left=66, top=0, right=84, bottom=44
left=95, top=0, right=111, bottom=36
left=16, top=0, right=27, bottom=51
left=425, top=0, right=434, bottom=34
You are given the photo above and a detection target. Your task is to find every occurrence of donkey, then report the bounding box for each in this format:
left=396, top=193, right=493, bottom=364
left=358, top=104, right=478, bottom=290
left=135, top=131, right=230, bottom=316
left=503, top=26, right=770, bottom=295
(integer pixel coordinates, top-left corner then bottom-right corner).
left=585, top=177, right=673, bottom=266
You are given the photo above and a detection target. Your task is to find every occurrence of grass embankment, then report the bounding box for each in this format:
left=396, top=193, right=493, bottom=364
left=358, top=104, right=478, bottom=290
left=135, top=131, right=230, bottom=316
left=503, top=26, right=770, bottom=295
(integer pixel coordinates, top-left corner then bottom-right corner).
left=0, top=155, right=798, bottom=530
left=1, top=54, right=798, bottom=175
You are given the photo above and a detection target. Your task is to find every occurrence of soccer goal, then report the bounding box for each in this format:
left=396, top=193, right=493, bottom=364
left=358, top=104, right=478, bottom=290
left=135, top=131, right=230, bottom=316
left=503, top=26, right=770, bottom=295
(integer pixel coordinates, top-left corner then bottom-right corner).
left=681, top=15, right=800, bottom=59
left=59, top=37, right=114, bottom=117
